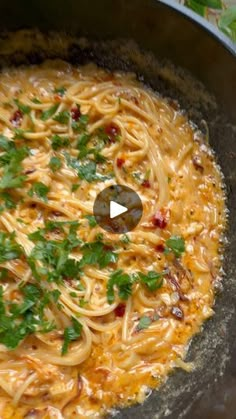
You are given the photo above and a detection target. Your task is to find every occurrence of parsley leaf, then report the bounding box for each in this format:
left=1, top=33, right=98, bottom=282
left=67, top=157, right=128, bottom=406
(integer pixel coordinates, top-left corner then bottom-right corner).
left=165, top=236, right=185, bottom=258
left=72, top=115, right=89, bottom=133
left=51, top=134, right=70, bottom=150
left=65, top=154, right=111, bottom=183
left=0, top=147, right=28, bottom=190
left=49, top=156, right=62, bottom=172
left=14, top=99, right=31, bottom=115
left=62, top=317, right=82, bottom=355
left=120, top=234, right=130, bottom=244
left=40, top=104, right=59, bottom=121
left=54, top=86, right=66, bottom=96
left=31, top=97, right=42, bottom=104
left=138, top=270, right=166, bottom=291
left=53, top=110, right=70, bottom=124
left=0, top=135, right=15, bottom=152
left=0, top=231, right=22, bottom=263
left=137, top=316, right=152, bottom=331
left=107, top=269, right=134, bottom=304
left=0, top=192, right=16, bottom=211
left=80, top=241, right=118, bottom=270
left=28, top=182, right=49, bottom=202
left=84, top=215, right=97, bottom=227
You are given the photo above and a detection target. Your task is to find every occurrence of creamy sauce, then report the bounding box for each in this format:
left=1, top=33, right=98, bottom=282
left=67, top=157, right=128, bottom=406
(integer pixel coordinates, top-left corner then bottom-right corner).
left=0, top=61, right=226, bottom=418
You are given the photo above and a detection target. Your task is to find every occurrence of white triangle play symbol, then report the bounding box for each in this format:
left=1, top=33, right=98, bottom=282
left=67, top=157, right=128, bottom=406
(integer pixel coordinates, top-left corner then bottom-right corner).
left=110, top=201, right=128, bottom=219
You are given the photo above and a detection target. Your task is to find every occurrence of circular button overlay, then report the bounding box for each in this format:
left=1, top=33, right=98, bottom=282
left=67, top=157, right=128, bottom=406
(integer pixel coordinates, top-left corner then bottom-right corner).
left=93, top=185, right=143, bottom=234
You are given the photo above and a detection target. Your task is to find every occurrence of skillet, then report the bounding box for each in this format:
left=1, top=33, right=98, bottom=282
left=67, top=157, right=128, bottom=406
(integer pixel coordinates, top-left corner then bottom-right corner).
left=0, top=0, right=235, bottom=417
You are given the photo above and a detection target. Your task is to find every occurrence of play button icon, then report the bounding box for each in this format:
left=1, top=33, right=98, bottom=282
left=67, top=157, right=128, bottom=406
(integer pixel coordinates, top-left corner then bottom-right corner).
left=93, top=185, right=143, bottom=234
left=110, top=201, right=128, bottom=219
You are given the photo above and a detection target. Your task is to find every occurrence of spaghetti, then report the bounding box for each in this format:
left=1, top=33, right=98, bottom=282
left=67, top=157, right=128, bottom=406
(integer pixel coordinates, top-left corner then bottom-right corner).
left=0, top=61, right=226, bottom=418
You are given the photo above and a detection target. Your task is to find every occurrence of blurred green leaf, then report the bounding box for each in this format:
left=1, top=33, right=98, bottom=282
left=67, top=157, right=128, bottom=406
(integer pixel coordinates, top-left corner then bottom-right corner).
left=197, top=0, right=222, bottom=9
left=218, top=6, right=236, bottom=42
left=185, top=0, right=206, bottom=17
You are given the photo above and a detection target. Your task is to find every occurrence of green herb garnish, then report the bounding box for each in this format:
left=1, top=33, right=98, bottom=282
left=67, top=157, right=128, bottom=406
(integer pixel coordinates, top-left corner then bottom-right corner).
left=107, top=269, right=134, bottom=304
left=40, top=104, right=59, bottom=121
left=62, top=317, right=82, bottom=355
left=137, top=316, right=152, bottom=331
left=0, top=147, right=29, bottom=190
left=137, top=270, right=166, bottom=291
left=14, top=99, right=31, bottom=115
left=54, top=86, right=67, bottom=96
left=165, top=235, right=185, bottom=258
left=84, top=215, right=97, bottom=227
left=51, top=134, right=70, bottom=150
left=53, top=111, right=70, bottom=124
left=79, top=241, right=118, bottom=269
left=0, top=231, right=22, bottom=263
left=28, top=182, right=49, bottom=202
left=49, top=156, right=62, bottom=172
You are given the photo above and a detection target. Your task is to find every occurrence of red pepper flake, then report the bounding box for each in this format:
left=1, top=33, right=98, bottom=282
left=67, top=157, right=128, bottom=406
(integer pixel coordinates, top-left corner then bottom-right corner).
left=105, top=122, right=120, bottom=142
left=116, top=158, right=125, bottom=168
left=171, top=306, right=184, bottom=320
left=10, top=109, right=23, bottom=127
left=152, top=209, right=169, bottom=229
left=54, top=94, right=62, bottom=102
left=142, top=179, right=151, bottom=188
left=155, top=243, right=165, bottom=252
left=71, top=106, right=81, bottom=121
left=114, top=303, right=126, bottom=317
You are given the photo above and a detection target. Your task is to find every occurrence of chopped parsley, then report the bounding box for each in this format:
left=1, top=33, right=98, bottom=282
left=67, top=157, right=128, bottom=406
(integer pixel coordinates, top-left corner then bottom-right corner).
left=0, top=231, right=22, bottom=263
left=62, top=317, right=82, bottom=355
left=137, top=270, right=166, bottom=291
left=14, top=99, right=31, bottom=115
left=40, top=104, right=59, bottom=121
left=120, top=234, right=130, bottom=244
left=79, top=241, right=118, bottom=269
left=84, top=215, right=97, bottom=227
left=71, top=183, right=80, bottom=192
left=49, top=156, right=62, bottom=172
left=0, top=135, right=15, bottom=152
left=28, top=222, right=82, bottom=283
left=0, top=284, right=56, bottom=350
left=54, top=86, right=66, bottom=96
left=0, top=192, right=16, bottom=211
left=76, top=133, right=106, bottom=163
left=137, top=316, right=152, bottom=331
left=165, top=235, right=185, bottom=258
left=0, top=147, right=29, bottom=190
left=51, top=134, right=70, bottom=150
left=53, top=110, right=70, bottom=124
left=72, top=114, right=89, bottom=132
left=107, top=269, right=134, bottom=304
left=31, top=97, right=42, bottom=104
left=65, top=154, right=111, bottom=183
left=28, top=182, right=49, bottom=202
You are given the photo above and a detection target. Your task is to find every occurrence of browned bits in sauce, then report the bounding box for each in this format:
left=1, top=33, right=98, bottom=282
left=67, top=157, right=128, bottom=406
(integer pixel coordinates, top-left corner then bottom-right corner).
left=171, top=306, right=184, bottom=320
left=192, top=155, right=204, bottom=173
left=24, top=168, right=35, bottom=175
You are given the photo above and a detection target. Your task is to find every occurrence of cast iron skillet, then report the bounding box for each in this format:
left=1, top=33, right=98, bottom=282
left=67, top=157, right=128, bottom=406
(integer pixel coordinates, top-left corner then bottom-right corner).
left=0, top=1, right=235, bottom=418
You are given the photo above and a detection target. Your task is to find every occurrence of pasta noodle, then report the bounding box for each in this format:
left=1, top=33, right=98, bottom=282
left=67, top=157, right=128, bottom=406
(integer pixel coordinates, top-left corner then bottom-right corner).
left=0, top=60, right=226, bottom=418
